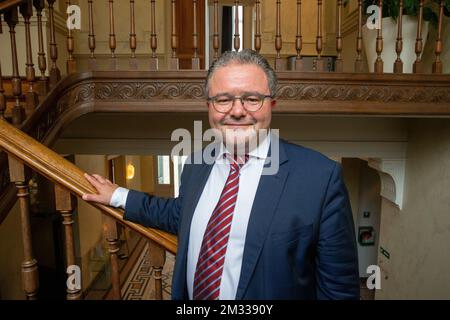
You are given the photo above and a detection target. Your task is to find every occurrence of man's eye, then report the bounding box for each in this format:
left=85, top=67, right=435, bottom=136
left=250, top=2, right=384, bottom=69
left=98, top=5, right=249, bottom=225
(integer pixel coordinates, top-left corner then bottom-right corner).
left=215, top=97, right=232, bottom=104
left=244, top=96, right=261, bottom=104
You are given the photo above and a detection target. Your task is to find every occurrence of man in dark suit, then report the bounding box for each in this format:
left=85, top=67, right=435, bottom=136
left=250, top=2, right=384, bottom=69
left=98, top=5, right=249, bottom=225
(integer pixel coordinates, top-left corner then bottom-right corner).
left=83, top=50, right=360, bottom=300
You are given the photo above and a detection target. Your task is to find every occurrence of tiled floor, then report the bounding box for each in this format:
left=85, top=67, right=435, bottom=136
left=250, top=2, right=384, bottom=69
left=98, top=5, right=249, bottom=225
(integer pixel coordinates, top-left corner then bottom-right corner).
left=121, top=243, right=174, bottom=300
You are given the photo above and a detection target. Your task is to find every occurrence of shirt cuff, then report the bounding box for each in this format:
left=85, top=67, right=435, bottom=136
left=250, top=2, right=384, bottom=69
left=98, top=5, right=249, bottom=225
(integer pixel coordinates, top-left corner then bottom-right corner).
left=110, top=187, right=129, bottom=209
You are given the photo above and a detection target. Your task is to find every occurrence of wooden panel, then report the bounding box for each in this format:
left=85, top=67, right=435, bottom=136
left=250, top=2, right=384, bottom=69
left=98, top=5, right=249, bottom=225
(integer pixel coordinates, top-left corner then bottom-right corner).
left=176, top=0, right=205, bottom=69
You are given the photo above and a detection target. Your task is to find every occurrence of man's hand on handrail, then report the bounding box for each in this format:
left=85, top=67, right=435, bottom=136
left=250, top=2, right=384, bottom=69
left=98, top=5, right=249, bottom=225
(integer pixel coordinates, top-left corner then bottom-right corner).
left=82, top=173, right=119, bottom=205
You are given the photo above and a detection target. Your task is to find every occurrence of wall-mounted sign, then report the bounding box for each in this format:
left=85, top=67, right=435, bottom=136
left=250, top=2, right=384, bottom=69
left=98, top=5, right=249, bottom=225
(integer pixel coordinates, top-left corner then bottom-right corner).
left=358, top=226, right=375, bottom=246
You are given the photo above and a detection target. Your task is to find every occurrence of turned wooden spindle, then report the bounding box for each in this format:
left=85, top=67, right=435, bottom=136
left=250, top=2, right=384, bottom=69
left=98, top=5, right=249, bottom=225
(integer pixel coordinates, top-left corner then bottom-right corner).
left=104, top=216, right=121, bottom=299
left=0, top=62, right=5, bottom=120
left=191, top=0, right=200, bottom=69
left=314, top=0, right=324, bottom=71
left=335, top=0, right=343, bottom=72
left=5, top=8, right=24, bottom=126
left=254, top=0, right=261, bottom=53
left=212, top=0, right=219, bottom=62
left=275, top=0, right=283, bottom=70
left=413, top=0, right=425, bottom=73
left=170, top=0, right=179, bottom=70
left=20, top=0, right=38, bottom=117
left=374, top=0, right=384, bottom=73
left=432, top=0, right=445, bottom=74
left=394, top=0, right=404, bottom=73
left=294, top=0, right=303, bottom=71
left=33, top=0, right=49, bottom=97
left=66, top=0, right=76, bottom=74
left=129, top=0, right=138, bottom=70
left=148, top=241, right=166, bottom=300
left=8, top=155, right=39, bottom=300
left=87, top=0, right=96, bottom=70
left=149, top=0, right=158, bottom=70
left=234, top=1, right=240, bottom=52
left=47, top=0, right=61, bottom=87
left=354, top=0, right=363, bottom=72
left=0, top=16, right=5, bottom=119
left=108, top=0, right=118, bottom=70
left=54, top=185, right=82, bottom=300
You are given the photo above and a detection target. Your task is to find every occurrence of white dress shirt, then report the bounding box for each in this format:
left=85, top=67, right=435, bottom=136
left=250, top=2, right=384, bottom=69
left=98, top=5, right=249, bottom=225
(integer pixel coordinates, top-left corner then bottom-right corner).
left=110, top=134, right=270, bottom=300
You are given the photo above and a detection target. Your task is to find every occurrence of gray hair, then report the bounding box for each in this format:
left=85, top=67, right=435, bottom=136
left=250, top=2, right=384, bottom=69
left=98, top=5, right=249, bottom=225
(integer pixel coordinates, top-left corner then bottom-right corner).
left=205, top=49, right=277, bottom=98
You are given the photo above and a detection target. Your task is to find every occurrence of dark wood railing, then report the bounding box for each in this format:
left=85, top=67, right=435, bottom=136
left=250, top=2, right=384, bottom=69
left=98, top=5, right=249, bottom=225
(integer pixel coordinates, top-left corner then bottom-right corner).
left=0, top=117, right=177, bottom=299
left=0, top=0, right=449, bottom=300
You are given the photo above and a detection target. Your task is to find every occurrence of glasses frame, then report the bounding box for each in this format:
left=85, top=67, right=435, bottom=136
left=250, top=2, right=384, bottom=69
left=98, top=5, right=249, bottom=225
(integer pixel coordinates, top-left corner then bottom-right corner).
left=207, top=93, right=273, bottom=113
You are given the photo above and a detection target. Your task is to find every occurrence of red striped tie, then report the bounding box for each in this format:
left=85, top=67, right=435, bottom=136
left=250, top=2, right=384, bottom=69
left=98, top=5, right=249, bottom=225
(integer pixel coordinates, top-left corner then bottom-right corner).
left=193, top=155, right=248, bottom=300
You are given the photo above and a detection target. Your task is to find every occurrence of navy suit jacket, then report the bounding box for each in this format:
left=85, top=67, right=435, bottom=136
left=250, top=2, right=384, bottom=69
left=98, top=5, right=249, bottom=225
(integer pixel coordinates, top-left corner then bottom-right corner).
left=124, top=139, right=360, bottom=299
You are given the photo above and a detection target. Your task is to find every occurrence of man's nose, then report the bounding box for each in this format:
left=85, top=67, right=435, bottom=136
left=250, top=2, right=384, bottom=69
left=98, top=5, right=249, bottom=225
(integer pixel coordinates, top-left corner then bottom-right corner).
left=229, top=97, right=247, bottom=117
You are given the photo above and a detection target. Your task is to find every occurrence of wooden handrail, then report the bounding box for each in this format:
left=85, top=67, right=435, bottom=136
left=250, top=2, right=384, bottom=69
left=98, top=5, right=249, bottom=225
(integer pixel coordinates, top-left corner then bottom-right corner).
left=0, top=117, right=177, bottom=254
left=0, top=0, right=25, bottom=13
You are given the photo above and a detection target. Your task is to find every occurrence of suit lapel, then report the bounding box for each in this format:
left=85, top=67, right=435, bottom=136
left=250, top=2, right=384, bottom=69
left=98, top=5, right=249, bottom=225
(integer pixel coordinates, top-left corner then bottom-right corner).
left=235, top=140, right=289, bottom=299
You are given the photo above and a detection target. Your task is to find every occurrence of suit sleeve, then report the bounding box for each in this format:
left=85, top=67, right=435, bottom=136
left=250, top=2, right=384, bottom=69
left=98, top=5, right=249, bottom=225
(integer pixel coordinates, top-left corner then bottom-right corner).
left=122, top=164, right=189, bottom=235
left=315, top=162, right=360, bottom=300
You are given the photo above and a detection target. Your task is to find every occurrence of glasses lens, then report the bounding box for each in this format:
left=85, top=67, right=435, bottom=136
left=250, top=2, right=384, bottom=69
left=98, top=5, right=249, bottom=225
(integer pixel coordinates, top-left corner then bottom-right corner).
left=242, top=95, right=263, bottom=111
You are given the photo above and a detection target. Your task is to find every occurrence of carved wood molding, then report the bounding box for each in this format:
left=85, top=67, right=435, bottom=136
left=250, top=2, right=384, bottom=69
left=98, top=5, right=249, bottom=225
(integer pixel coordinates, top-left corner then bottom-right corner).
left=20, top=70, right=450, bottom=143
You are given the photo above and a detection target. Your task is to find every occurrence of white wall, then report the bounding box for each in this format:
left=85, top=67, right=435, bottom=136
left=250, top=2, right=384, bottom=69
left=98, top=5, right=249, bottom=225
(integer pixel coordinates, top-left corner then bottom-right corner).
left=355, top=163, right=381, bottom=278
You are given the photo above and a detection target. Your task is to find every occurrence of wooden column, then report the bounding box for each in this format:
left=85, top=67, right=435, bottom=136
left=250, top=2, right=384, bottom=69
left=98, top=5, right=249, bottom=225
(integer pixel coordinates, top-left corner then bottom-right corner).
left=104, top=216, right=121, bottom=299
left=47, top=0, right=61, bottom=87
left=129, top=0, right=138, bottom=70
left=0, top=60, right=5, bottom=120
left=54, top=185, right=82, bottom=300
left=274, top=0, right=283, bottom=70
left=108, top=0, right=118, bottom=70
left=294, top=0, right=303, bottom=71
left=66, top=0, right=76, bottom=74
left=254, top=0, right=261, bottom=53
left=87, top=0, right=96, bottom=70
left=354, top=0, right=363, bottom=72
left=432, top=0, right=444, bottom=74
left=149, top=0, right=158, bottom=70
left=20, top=0, right=39, bottom=116
left=394, top=0, right=404, bottom=73
left=413, top=0, right=424, bottom=73
left=191, top=0, right=200, bottom=69
left=335, top=0, right=343, bottom=72
left=314, top=0, right=324, bottom=71
left=0, top=15, right=5, bottom=119
left=233, top=1, right=240, bottom=52
left=170, top=0, right=179, bottom=70
left=374, top=0, right=384, bottom=73
left=148, top=241, right=166, bottom=300
left=33, top=0, right=49, bottom=97
left=8, top=155, right=39, bottom=299
left=212, top=0, right=219, bottom=62
left=243, top=5, right=252, bottom=50
left=5, top=8, right=24, bottom=126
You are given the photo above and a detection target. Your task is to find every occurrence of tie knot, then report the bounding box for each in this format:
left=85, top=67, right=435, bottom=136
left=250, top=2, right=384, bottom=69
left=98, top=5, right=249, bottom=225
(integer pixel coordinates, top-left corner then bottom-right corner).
left=228, top=154, right=249, bottom=170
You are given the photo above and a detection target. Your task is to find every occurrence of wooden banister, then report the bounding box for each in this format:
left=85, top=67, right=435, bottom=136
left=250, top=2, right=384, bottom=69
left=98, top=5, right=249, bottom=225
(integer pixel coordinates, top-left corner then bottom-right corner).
left=0, top=118, right=178, bottom=254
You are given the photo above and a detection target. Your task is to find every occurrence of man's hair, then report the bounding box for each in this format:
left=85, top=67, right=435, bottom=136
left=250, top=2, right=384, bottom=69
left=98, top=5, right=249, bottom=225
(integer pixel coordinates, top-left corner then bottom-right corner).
left=205, top=49, right=277, bottom=98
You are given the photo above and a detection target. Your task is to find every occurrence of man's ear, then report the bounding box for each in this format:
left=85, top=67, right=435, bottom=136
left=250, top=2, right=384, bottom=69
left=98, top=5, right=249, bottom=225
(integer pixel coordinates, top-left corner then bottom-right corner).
left=271, top=99, right=277, bottom=108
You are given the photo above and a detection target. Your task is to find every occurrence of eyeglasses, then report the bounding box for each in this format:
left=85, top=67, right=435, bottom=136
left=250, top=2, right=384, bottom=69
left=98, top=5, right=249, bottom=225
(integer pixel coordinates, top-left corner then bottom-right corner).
left=207, top=93, right=273, bottom=113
